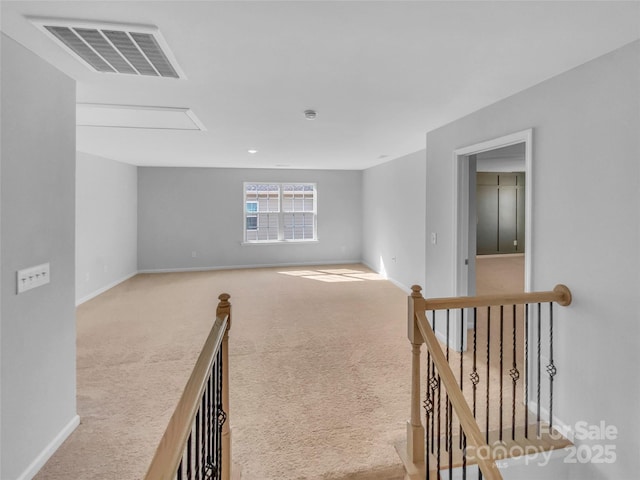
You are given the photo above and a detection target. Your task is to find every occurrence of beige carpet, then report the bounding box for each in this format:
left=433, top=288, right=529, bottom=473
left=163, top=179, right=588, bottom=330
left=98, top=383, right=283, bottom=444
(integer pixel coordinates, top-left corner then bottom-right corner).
left=475, top=254, right=524, bottom=296
left=35, top=265, right=409, bottom=480
left=35, top=257, right=523, bottom=480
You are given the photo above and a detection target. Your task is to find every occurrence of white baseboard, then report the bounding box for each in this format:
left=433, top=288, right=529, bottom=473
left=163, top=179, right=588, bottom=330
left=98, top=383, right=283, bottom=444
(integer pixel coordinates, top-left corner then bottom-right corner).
left=78, top=260, right=391, bottom=304
left=385, top=276, right=411, bottom=293
left=138, top=259, right=363, bottom=274
left=17, top=414, right=80, bottom=480
left=75, top=272, right=137, bottom=306
left=360, top=260, right=412, bottom=293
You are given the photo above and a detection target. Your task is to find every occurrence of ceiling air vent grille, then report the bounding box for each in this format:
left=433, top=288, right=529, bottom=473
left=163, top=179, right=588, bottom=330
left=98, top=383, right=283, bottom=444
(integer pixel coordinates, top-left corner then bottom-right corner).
left=31, top=18, right=184, bottom=79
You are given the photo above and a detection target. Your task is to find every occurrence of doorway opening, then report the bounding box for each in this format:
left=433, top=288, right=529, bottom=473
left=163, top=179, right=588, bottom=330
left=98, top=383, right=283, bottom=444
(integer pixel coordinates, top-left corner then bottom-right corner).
left=448, top=130, right=533, bottom=350
left=475, top=145, right=526, bottom=295
left=453, top=129, right=532, bottom=297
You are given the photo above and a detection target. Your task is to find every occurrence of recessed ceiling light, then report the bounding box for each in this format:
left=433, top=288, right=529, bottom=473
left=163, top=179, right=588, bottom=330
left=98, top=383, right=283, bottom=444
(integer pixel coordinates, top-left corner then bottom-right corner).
left=304, top=109, right=317, bottom=120
left=248, top=149, right=258, bottom=154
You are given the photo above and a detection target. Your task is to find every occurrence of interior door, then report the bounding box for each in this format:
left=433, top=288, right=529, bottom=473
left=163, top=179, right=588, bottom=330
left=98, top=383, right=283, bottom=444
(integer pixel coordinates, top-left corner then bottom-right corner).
left=476, top=172, right=525, bottom=255
left=498, top=174, right=518, bottom=253
left=477, top=172, right=499, bottom=254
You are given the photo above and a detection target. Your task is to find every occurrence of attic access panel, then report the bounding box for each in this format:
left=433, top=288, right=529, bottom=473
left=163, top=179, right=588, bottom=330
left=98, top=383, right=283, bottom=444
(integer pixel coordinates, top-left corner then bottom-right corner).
left=30, top=17, right=185, bottom=79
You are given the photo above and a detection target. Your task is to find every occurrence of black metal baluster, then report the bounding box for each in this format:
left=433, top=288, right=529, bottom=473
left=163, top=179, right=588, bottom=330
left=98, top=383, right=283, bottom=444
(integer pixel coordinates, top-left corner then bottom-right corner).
left=485, top=306, right=491, bottom=444
left=524, top=303, right=529, bottom=439
left=462, top=432, right=467, bottom=480
left=536, top=302, right=542, bottom=437
left=211, top=360, right=216, bottom=478
left=425, top=352, right=432, bottom=479
left=445, top=309, right=450, bottom=452
left=471, top=308, right=481, bottom=480
left=471, top=308, right=478, bottom=420
left=499, top=306, right=504, bottom=442
left=437, top=370, right=442, bottom=475
left=510, top=304, right=519, bottom=441
left=200, top=389, right=207, bottom=478
left=216, top=349, right=225, bottom=479
left=212, top=357, right=218, bottom=479
left=187, top=432, right=192, bottom=479
left=205, top=376, right=211, bottom=479
left=207, top=368, right=214, bottom=476
left=448, top=394, right=453, bottom=480
left=547, top=302, right=556, bottom=433
left=459, top=308, right=464, bottom=450
left=432, top=311, right=437, bottom=455
left=195, top=411, right=201, bottom=480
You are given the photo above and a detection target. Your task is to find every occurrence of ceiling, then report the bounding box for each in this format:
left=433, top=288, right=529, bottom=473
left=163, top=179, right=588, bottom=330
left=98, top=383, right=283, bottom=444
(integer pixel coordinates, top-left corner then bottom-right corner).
left=2, top=1, right=639, bottom=170
left=476, top=143, right=525, bottom=172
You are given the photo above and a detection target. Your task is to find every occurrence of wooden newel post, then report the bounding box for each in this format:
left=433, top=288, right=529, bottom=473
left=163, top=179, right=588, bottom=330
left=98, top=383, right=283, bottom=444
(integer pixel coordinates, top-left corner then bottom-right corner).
left=407, top=285, right=425, bottom=465
left=217, top=293, right=232, bottom=480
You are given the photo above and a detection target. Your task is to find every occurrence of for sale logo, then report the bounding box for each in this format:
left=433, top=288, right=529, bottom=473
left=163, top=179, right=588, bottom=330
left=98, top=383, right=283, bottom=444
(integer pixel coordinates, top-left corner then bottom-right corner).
left=463, top=421, right=617, bottom=468
left=562, top=421, right=617, bottom=464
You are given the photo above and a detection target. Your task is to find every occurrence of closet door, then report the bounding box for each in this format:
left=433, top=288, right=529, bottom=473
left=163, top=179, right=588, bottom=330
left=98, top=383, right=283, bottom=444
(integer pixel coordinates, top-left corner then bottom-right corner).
left=498, top=174, right=518, bottom=253
left=476, top=172, right=525, bottom=255
left=477, top=173, right=499, bottom=254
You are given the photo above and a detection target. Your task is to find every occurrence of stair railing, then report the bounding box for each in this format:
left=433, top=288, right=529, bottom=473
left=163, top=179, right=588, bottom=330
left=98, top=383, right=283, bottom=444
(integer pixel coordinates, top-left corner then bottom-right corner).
left=144, top=293, right=232, bottom=480
left=404, top=284, right=572, bottom=480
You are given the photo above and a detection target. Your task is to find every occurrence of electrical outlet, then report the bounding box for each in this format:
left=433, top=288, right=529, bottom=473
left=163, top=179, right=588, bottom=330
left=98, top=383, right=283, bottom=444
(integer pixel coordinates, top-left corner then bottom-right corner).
left=17, top=262, right=50, bottom=294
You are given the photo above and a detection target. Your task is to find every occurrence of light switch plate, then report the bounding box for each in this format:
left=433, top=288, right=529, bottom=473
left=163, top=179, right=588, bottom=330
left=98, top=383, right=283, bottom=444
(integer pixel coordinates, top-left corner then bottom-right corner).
left=17, top=263, right=50, bottom=294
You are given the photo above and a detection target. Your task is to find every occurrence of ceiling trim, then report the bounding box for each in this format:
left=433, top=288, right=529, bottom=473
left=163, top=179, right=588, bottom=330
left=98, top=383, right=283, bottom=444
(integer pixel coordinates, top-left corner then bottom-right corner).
left=76, top=103, right=206, bottom=131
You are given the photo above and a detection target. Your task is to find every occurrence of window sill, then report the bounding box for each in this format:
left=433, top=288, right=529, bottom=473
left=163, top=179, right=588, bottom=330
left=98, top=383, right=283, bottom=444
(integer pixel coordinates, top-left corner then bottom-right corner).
left=241, top=240, right=319, bottom=246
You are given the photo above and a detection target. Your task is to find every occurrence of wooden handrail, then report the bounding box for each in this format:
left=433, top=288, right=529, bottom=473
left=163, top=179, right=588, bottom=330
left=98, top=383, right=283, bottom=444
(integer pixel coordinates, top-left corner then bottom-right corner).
left=422, top=284, right=572, bottom=311
left=144, top=294, right=231, bottom=480
left=415, top=310, right=502, bottom=480
left=403, top=284, right=573, bottom=479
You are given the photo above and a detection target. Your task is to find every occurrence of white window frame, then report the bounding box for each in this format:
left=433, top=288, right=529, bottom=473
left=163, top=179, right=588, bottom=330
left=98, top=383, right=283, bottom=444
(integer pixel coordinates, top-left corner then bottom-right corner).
left=242, top=182, right=318, bottom=244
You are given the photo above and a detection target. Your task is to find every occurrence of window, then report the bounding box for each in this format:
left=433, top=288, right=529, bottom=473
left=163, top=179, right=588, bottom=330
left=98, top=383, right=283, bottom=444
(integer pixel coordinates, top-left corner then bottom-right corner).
left=244, top=183, right=317, bottom=243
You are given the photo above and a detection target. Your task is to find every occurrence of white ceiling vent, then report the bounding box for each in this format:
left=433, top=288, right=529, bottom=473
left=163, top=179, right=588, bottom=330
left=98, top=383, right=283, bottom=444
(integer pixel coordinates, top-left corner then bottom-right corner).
left=30, top=18, right=185, bottom=79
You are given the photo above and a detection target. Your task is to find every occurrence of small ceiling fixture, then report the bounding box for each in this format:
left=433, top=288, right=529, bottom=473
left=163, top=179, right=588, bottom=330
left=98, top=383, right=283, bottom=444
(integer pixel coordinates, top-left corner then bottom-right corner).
left=248, top=149, right=258, bottom=154
left=304, top=109, right=317, bottom=120
left=30, top=17, right=185, bottom=79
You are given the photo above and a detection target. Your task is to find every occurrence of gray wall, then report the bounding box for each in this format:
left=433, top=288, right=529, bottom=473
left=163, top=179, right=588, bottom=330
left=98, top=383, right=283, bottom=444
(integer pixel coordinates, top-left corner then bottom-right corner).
left=362, top=150, right=426, bottom=291
left=138, top=168, right=362, bottom=271
left=76, top=152, right=137, bottom=304
left=1, top=35, right=78, bottom=479
left=425, top=40, right=640, bottom=478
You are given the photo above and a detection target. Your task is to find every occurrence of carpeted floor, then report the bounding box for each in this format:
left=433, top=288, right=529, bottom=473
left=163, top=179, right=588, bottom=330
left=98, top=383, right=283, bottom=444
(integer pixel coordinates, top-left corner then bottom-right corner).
left=34, top=257, right=523, bottom=480
left=35, top=265, right=409, bottom=480
left=475, top=254, right=524, bottom=296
